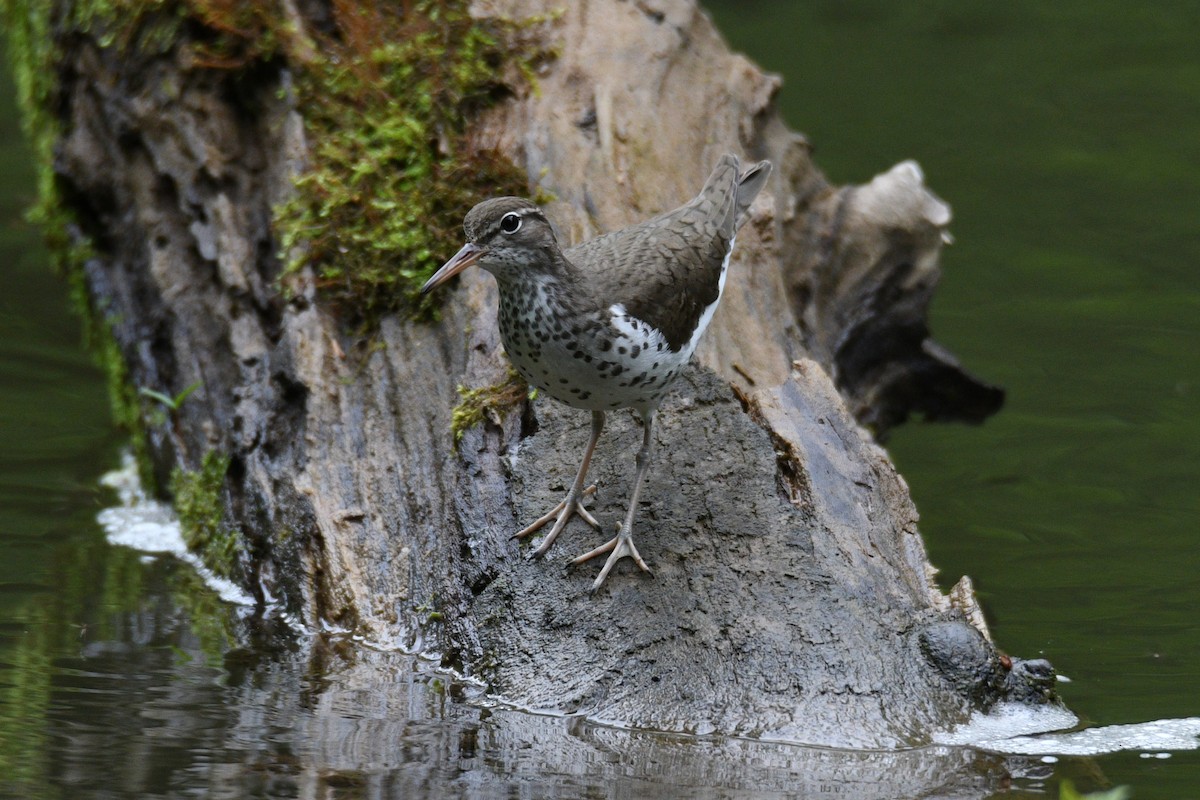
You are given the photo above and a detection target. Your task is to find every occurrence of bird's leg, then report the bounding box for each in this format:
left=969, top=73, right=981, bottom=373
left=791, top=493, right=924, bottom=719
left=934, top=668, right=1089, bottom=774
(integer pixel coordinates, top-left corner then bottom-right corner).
left=514, top=410, right=605, bottom=557
left=572, top=409, right=656, bottom=590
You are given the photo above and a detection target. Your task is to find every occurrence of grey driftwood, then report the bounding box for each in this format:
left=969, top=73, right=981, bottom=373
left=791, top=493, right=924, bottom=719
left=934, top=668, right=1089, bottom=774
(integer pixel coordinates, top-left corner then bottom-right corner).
left=45, top=0, right=1053, bottom=750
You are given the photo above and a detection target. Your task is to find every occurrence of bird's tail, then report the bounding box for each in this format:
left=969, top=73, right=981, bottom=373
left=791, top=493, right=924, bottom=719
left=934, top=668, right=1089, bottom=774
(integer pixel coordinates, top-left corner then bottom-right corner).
left=696, top=153, right=772, bottom=233
left=734, top=159, right=771, bottom=229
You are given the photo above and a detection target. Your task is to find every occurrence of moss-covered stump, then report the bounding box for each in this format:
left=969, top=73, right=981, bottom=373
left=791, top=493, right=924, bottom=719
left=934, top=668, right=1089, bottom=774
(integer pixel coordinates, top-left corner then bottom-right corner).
left=1, top=0, right=1062, bottom=754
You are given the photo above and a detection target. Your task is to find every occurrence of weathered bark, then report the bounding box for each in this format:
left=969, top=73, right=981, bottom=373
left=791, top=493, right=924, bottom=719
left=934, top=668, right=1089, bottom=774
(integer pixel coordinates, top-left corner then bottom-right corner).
left=46, top=0, right=1053, bottom=752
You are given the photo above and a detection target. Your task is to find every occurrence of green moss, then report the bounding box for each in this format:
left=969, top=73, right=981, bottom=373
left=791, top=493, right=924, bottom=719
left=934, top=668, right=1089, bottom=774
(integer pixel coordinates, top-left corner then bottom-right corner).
left=415, top=598, right=445, bottom=625
left=171, top=451, right=243, bottom=580
left=67, top=1, right=184, bottom=54
left=274, top=0, right=545, bottom=321
left=450, top=366, right=531, bottom=442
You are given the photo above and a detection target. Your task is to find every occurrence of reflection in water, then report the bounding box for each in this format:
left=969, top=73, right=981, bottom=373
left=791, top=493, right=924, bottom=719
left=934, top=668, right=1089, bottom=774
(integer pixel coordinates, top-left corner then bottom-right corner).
left=214, top=647, right=1038, bottom=800
left=22, top=598, right=1052, bottom=799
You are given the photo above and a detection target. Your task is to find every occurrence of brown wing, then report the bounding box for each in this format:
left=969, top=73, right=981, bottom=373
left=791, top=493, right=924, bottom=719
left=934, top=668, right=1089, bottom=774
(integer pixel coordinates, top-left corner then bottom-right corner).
left=566, top=154, right=753, bottom=351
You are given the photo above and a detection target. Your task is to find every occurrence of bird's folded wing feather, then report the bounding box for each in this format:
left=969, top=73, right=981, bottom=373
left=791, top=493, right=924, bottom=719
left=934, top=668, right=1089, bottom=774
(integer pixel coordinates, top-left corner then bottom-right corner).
left=565, top=156, right=744, bottom=351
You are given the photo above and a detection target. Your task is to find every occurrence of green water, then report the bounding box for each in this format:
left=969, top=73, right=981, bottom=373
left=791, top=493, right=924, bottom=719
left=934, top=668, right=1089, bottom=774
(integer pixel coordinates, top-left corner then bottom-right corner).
left=709, top=0, right=1200, bottom=794
left=2, top=2, right=1199, bottom=797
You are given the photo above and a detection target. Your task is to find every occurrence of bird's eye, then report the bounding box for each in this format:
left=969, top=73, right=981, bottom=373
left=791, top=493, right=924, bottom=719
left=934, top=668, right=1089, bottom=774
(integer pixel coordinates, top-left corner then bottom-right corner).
left=500, top=213, right=522, bottom=234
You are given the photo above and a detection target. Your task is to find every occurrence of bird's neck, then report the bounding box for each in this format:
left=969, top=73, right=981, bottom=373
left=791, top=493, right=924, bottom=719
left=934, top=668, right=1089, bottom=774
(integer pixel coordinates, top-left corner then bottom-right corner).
left=495, top=247, right=589, bottom=306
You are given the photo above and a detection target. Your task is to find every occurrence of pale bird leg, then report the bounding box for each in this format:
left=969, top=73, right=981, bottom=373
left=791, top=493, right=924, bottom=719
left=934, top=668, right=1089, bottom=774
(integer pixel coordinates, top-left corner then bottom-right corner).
left=513, top=410, right=605, bottom=558
left=514, top=485, right=599, bottom=538
left=572, top=409, right=657, bottom=590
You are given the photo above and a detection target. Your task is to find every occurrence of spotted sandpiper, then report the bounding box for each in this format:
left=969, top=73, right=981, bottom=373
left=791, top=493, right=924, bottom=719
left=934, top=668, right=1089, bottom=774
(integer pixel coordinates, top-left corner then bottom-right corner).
left=422, top=153, right=771, bottom=590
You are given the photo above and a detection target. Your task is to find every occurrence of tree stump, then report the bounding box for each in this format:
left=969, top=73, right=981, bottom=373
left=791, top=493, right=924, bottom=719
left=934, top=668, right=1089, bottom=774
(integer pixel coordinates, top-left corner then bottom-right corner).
left=26, top=0, right=1054, bottom=748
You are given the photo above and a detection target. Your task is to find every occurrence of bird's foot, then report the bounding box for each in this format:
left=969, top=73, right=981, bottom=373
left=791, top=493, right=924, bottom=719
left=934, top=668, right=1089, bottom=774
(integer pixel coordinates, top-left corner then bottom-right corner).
left=571, top=525, right=653, bottom=592
left=512, top=484, right=599, bottom=558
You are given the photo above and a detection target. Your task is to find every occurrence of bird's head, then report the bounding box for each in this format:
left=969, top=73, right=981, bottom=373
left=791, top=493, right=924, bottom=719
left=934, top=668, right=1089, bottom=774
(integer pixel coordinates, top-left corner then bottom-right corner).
left=421, top=197, right=560, bottom=294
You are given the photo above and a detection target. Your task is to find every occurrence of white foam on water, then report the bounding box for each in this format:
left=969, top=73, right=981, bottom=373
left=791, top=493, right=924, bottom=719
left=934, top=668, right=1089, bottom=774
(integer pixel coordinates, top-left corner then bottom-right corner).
left=96, top=453, right=255, bottom=607
left=934, top=702, right=1200, bottom=756
left=933, top=702, right=1081, bottom=747
left=988, top=717, right=1200, bottom=756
